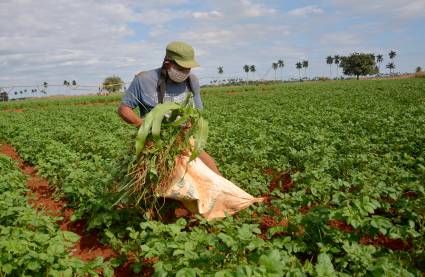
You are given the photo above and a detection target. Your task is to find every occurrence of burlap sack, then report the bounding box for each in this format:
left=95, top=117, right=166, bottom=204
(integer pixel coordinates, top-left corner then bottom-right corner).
left=161, top=155, right=263, bottom=220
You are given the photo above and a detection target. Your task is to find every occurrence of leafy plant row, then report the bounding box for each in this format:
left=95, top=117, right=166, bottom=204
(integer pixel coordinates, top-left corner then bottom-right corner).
left=0, top=154, right=111, bottom=276
left=0, top=78, right=424, bottom=275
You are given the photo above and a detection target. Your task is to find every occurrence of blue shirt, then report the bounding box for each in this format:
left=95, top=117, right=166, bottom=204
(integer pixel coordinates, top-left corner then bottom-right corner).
left=122, top=68, right=203, bottom=117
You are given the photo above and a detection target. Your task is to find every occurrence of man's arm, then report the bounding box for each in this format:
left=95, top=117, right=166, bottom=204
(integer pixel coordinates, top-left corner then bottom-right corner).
left=117, top=104, right=143, bottom=127
left=189, top=74, right=203, bottom=109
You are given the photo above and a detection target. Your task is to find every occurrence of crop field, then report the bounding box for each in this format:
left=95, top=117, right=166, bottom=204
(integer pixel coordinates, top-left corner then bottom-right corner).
left=0, top=78, right=424, bottom=276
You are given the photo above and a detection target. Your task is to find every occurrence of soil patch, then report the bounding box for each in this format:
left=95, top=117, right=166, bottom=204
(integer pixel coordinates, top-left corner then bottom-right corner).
left=0, top=144, right=130, bottom=272
left=1, top=108, right=24, bottom=113
left=258, top=215, right=288, bottom=240
left=73, top=101, right=119, bottom=107
left=328, top=219, right=412, bottom=251
left=264, top=168, right=295, bottom=193
left=359, top=234, right=412, bottom=251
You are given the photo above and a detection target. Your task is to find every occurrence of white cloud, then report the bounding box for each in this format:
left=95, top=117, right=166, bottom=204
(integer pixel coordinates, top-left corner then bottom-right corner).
left=192, top=10, right=222, bottom=19
left=399, top=1, right=425, bottom=19
left=0, top=0, right=164, bottom=85
left=320, top=32, right=361, bottom=46
left=331, top=0, right=425, bottom=19
left=288, top=6, right=324, bottom=17
left=137, top=9, right=190, bottom=25
left=207, top=0, right=276, bottom=19
left=240, top=0, right=276, bottom=17
left=0, top=0, right=423, bottom=87
left=180, top=24, right=291, bottom=48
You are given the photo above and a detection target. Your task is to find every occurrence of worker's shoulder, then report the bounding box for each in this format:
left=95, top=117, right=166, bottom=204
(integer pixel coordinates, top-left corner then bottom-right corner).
left=134, top=68, right=161, bottom=82
left=188, top=73, right=199, bottom=85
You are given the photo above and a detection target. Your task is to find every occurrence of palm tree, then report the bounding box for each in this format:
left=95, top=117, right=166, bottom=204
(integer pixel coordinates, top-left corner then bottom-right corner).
left=217, top=66, right=224, bottom=74
left=326, top=56, right=333, bottom=78
left=250, top=65, right=256, bottom=80
left=376, top=54, right=384, bottom=73
left=302, top=60, right=309, bottom=79
left=277, top=59, right=284, bottom=81
left=388, top=51, right=396, bottom=75
left=334, top=55, right=340, bottom=78
left=272, top=62, right=278, bottom=81
left=243, top=65, right=250, bottom=83
left=296, top=62, right=302, bottom=80
left=386, top=62, right=395, bottom=75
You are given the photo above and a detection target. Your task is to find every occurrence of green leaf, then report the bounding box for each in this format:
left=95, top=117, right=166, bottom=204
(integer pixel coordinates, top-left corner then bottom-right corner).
left=47, top=243, right=65, bottom=256
left=259, top=250, right=284, bottom=274
left=217, top=233, right=235, bottom=247
left=315, top=253, right=335, bottom=276
left=190, top=117, right=209, bottom=161
left=62, top=231, right=80, bottom=243
left=176, top=268, right=197, bottom=277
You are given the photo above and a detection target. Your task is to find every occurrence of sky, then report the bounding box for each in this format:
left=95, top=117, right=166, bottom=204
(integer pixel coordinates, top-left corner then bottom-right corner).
left=1, top=0, right=424, bottom=91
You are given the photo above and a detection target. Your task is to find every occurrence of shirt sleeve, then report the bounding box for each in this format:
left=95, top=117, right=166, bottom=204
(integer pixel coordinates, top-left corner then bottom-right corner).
left=189, top=74, right=203, bottom=110
left=121, top=76, right=142, bottom=109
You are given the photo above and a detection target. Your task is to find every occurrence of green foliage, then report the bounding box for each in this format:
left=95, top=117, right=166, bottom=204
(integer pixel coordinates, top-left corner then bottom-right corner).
left=0, top=155, right=111, bottom=276
left=102, top=75, right=123, bottom=93
left=340, top=53, right=378, bottom=79
left=121, top=98, right=208, bottom=214
left=1, top=79, right=424, bottom=275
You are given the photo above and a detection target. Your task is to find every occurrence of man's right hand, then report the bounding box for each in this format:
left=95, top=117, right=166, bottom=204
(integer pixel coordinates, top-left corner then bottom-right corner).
left=136, top=118, right=144, bottom=128
left=117, top=104, right=144, bottom=128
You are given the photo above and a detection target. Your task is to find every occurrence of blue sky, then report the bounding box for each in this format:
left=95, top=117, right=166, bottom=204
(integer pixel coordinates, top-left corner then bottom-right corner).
left=0, top=0, right=424, bottom=90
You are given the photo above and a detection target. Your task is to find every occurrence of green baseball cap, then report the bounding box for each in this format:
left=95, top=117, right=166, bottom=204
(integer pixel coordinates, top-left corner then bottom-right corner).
left=165, top=41, right=199, bottom=69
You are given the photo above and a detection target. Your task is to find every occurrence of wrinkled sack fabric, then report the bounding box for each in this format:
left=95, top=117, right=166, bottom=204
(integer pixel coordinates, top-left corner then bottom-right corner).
left=161, top=155, right=264, bottom=220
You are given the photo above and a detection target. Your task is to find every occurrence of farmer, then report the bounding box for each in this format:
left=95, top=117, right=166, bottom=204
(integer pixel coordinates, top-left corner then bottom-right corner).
left=118, top=41, right=221, bottom=175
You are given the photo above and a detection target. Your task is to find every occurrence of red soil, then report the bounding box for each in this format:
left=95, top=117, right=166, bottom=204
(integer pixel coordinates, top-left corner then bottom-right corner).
left=156, top=199, right=195, bottom=223
left=328, top=219, right=412, bottom=251
left=1, top=145, right=21, bottom=161
left=73, top=101, right=119, bottom=107
left=299, top=205, right=312, bottom=214
left=261, top=215, right=288, bottom=229
left=1, top=108, right=24, bottom=113
left=259, top=215, right=288, bottom=240
left=175, top=208, right=190, bottom=218
left=115, top=254, right=155, bottom=277
left=359, top=234, right=412, bottom=251
left=328, top=219, right=354, bottom=233
left=403, top=191, right=418, bottom=198
left=264, top=168, right=294, bottom=193
left=255, top=168, right=295, bottom=240
left=0, top=144, right=140, bottom=275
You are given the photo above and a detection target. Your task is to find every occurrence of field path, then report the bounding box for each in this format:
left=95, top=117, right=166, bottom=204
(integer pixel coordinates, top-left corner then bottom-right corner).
left=0, top=144, right=136, bottom=275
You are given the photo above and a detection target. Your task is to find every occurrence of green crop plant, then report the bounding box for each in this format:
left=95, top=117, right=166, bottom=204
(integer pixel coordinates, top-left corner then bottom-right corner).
left=1, top=78, right=424, bottom=275
left=118, top=95, right=208, bottom=217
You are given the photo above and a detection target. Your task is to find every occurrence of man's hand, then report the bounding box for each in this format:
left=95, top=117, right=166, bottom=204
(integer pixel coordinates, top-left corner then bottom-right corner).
left=117, top=104, right=143, bottom=128
left=136, top=118, right=144, bottom=128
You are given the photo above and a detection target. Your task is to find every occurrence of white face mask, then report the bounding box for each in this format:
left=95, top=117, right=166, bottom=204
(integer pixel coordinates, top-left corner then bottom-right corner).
left=167, top=66, right=190, bottom=83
